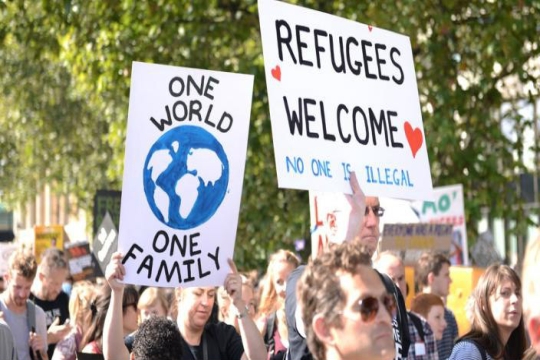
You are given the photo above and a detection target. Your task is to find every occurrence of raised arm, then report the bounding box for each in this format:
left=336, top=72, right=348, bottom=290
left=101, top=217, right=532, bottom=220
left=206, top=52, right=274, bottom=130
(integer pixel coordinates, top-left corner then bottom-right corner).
left=225, top=259, right=267, bottom=360
left=103, top=252, right=130, bottom=360
left=345, top=171, right=367, bottom=242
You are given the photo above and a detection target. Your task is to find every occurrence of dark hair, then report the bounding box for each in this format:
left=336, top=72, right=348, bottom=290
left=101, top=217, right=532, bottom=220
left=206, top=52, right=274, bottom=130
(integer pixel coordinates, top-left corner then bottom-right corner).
left=297, top=240, right=373, bottom=360
left=132, top=317, right=183, bottom=360
left=414, top=252, right=450, bottom=290
left=460, top=264, right=527, bottom=359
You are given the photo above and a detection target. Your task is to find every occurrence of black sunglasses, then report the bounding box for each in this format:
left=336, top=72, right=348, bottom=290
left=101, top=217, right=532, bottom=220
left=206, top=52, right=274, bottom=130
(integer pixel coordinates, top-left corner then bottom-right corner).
left=350, top=293, right=396, bottom=323
left=365, top=205, right=385, bottom=217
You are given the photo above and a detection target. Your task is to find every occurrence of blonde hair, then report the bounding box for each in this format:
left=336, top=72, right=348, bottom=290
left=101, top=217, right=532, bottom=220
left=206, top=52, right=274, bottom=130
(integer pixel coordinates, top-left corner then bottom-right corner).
left=138, top=287, right=169, bottom=314
left=257, top=249, right=299, bottom=316
left=69, top=281, right=95, bottom=340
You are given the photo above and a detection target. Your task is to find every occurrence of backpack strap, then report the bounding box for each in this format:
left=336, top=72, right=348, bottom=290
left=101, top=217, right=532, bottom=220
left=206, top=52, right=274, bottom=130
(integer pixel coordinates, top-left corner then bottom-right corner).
left=265, top=311, right=277, bottom=354
left=407, top=312, right=425, bottom=342
left=459, top=339, right=487, bottom=360
left=376, top=270, right=411, bottom=358
left=26, top=299, right=36, bottom=332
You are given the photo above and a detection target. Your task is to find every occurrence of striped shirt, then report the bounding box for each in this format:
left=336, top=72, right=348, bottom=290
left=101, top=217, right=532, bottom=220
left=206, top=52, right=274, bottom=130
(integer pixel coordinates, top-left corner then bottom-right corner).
left=448, top=340, right=494, bottom=360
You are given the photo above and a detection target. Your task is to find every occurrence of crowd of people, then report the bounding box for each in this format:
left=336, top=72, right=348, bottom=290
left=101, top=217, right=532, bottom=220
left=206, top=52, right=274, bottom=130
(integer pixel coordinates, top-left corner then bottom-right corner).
left=0, top=173, right=539, bottom=360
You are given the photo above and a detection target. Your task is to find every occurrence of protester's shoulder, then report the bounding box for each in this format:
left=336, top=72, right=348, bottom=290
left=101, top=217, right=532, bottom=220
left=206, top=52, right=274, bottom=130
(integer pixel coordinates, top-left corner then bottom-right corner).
left=287, top=265, right=305, bottom=287
left=448, top=340, right=487, bottom=360
left=58, top=291, right=70, bottom=303
left=33, top=302, right=47, bottom=317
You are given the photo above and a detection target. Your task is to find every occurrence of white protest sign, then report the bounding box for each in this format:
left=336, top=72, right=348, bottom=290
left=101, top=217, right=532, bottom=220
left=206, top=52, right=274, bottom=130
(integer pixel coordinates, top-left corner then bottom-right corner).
left=119, top=62, right=254, bottom=287
left=258, top=0, right=432, bottom=200
left=0, top=242, right=17, bottom=276
left=412, top=184, right=469, bottom=265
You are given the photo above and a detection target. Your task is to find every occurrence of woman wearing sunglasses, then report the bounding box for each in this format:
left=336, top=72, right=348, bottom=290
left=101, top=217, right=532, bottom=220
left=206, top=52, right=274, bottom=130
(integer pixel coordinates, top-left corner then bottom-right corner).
left=448, top=264, right=527, bottom=360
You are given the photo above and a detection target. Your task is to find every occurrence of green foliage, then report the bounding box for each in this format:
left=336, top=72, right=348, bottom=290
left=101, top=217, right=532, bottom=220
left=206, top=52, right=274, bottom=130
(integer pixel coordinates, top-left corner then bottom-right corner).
left=0, top=0, right=538, bottom=270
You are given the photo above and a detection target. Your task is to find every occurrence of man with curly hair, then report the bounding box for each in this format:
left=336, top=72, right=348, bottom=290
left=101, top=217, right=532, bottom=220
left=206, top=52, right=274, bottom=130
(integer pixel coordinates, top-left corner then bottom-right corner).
left=297, top=240, right=396, bottom=360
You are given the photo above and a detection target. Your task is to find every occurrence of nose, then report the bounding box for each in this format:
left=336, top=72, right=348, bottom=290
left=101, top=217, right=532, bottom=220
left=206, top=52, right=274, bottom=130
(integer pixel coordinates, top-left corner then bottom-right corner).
left=364, top=210, right=378, bottom=228
left=510, top=292, right=519, bottom=304
left=200, top=292, right=210, bottom=306
left=376, top=301, right=393, bottom=325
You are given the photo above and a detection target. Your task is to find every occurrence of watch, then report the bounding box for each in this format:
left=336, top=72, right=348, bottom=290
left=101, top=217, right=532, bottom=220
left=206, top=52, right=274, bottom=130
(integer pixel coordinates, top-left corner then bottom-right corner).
left=235, top=305, right=249, bottom=319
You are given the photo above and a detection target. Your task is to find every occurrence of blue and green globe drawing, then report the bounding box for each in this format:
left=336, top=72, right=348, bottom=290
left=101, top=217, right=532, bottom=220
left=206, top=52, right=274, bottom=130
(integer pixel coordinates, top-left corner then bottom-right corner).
left=143, top=125, right=229, bottom=230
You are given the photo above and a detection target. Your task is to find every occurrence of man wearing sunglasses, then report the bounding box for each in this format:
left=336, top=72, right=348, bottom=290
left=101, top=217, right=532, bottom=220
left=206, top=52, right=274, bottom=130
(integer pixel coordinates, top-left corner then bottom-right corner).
left=286, top=172, right=411, bottom=360
left=297, top=240, right=396, bottom=360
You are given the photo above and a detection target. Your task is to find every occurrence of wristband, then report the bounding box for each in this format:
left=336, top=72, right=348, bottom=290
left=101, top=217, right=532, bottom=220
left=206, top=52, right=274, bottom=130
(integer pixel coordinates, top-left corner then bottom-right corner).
left=235, top=305, right=249, bottom=319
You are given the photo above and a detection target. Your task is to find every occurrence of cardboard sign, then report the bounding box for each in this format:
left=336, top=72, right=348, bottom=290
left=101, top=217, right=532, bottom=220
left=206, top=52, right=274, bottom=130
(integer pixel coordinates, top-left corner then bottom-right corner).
left=65, top=241, right=103, bottom=281
left=412, top=184, right=469, bottom=265
left=258, top=0, right=432, bottom=200
left=118, top=62, right=253, bottom=287
left=380, top=223, right=453, bottom=251
left=92, top=212, right=118, bottom=275
left=34, top=225, right=64, bottom=262
left=93, top=190, right=121, bottom=238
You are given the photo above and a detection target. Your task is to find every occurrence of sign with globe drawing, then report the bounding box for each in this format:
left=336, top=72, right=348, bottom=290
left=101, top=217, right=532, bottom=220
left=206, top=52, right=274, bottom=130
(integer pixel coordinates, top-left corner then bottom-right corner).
left=143, top=126, right=229, bottom=230
left=118, top=61, right=254, bottom=287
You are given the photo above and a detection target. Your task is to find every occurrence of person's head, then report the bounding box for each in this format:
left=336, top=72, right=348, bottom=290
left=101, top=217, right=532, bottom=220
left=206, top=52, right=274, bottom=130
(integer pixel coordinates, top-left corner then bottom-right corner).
left=131, top=316, right=183, bottom=360
left=467, top=263, right=527, bottom=359
left=523, top=235, right=540, bottom=353
left=81, top=284, right=112, bottom=351
left=175, top=286, right=216, bottom=333
left=123, top=285, right=139, bottom=334
left=359, top=197, right=383, bottom=256
left=258, top=249, right=299, bottom=316
left=298, top=240, right=396, bottom=360
left=138, top=287, right=169, bottom=324
left=3, top=249, right=37, bottom=308
left=69, top=280, right=96, bottom=330
left=34, top=248, right=69, bottom=301
left=410, top=293, right=447, bottom=340
left=414, top=252, right=452, bottom=297
left=373, top=251, right=406, bottom=297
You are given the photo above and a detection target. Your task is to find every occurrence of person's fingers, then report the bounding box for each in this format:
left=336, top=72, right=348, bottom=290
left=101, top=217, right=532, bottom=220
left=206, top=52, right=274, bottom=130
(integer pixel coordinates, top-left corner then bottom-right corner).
left=51, top=317, right=60, bottom=327
left=349, top=171, right=364, bottom=197
left=227, top=258, right=238, bottom=274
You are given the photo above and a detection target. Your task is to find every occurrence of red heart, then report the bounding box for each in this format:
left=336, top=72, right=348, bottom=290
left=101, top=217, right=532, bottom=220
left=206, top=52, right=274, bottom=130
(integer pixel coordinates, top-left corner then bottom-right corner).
left=271, top=65, right=281, bottom=81
left=404, top=121, right=423, bottom=158
left=368, top=25, right=373, bottom=32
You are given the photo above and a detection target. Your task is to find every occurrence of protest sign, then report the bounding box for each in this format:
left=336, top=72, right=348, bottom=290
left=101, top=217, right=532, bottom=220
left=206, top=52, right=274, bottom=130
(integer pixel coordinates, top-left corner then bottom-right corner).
left=92, top=212, right=118, bottom=275
left=118, top=62, right=253, bottom=287
left=34, top=225, right=64, bottom=262
left=65, top=241, right=103, bottom=281
left=258, top=0, right=432, bottom=200
left=0, top=242, right=17, bottom=276
left=93, top=190, right=121, bottom=238
left=309, top=190, right=357, bottom=258
left=412, top=184, right=469, bottom=265
left=380, top=223, right=453, bottom=252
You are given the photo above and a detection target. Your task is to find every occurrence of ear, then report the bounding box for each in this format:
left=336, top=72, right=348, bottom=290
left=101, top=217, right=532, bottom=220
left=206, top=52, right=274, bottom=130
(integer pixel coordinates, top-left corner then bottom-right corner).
left=427, top=272, right=435, bottom=286
left=312, top=313, right=335, bottom=346
left=129, top=352, right=136, bottom=360
left=38, top=271, right=46, bottom=282
left=528, top=317, right=540, bottom=353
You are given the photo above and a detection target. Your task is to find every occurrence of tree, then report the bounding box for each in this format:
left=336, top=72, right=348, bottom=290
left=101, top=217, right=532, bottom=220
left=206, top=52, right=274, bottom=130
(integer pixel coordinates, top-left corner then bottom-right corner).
left=1, top=0, right=538, bottom=270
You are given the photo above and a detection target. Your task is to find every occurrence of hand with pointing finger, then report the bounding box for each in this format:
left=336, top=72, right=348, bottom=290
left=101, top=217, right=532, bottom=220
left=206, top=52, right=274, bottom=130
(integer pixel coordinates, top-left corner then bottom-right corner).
left=345, top=171, right=367, bottom=242
left=224, top=258, right=244, bottom=308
